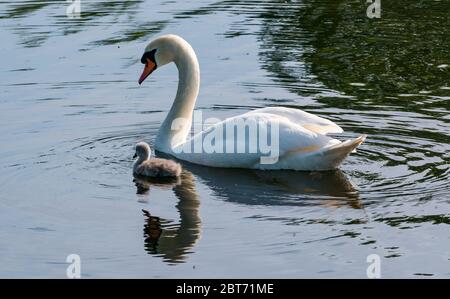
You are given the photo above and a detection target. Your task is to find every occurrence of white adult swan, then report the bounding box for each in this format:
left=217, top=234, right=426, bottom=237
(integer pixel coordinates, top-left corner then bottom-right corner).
left=138, top=34, right=366, bottom=170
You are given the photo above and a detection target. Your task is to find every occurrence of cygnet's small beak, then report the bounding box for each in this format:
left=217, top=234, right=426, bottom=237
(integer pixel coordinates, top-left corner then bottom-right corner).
left=133, top=153, right=137, bottom=159
left=138, top=58, right=156, bottom=85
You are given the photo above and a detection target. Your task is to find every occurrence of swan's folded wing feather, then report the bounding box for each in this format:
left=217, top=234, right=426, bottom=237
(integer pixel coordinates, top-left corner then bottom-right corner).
left=173, top=112, right=336, bottom=168
left=245, top=107, right=343, bottom=135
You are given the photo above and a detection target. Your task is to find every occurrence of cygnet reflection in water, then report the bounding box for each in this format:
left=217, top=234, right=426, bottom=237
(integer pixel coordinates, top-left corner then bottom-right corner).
left=133, top=175, right=181, bottom=196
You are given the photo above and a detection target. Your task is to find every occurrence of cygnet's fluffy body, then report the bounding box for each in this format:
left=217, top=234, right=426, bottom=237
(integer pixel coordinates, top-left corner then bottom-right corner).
left=133, top=142, right=182, bottom=177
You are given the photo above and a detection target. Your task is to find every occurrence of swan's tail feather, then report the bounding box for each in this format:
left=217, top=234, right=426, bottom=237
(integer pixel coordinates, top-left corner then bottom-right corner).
left=321, top=135, right=366, bottom=169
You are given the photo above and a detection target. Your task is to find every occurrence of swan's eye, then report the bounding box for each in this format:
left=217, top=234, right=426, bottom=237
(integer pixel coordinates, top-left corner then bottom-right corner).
left=141, top=49, right=157, bottom=65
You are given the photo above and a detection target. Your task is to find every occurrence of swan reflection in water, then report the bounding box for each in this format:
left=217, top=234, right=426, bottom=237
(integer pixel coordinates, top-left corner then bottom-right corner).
left=182, top=161, right=363, bottom=209
left=134, top=171, right=201, bottom=264
left=134, top=162, right=363, bottom=263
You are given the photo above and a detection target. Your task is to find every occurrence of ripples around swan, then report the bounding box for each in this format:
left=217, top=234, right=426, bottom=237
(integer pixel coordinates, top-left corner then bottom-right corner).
left=0, top=0, right=449, bottom=277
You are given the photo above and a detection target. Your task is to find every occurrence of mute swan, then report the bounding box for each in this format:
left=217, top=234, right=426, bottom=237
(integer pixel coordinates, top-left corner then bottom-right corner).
left=138, top=34, right=366, bottom=171
left=133, top=142, right=182, bottom=177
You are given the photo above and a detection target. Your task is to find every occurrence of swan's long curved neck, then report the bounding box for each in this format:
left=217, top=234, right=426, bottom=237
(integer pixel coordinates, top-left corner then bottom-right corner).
left=155, top=44, right=200, bottom=153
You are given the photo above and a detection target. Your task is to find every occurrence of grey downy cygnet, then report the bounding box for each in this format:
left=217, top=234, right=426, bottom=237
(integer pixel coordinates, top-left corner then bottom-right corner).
left=133, top=142, right=182, bottom=178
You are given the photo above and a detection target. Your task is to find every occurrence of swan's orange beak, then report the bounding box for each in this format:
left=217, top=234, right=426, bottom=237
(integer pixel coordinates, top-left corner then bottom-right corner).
left=138, top=58, right=156, bottom=85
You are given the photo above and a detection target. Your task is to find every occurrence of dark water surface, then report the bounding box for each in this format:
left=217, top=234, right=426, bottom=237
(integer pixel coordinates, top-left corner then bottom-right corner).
left=0, top=0, right=449, bottom=277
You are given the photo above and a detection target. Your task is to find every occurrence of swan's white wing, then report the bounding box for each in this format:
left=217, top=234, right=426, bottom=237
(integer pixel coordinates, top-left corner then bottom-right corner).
left=172, top=112, right=337, bottom=169
left=245, top=107, right=343, bottom=135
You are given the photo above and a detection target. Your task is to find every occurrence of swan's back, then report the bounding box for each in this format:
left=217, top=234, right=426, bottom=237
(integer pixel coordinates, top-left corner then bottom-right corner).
left=134, top=158, right=182, bottom=177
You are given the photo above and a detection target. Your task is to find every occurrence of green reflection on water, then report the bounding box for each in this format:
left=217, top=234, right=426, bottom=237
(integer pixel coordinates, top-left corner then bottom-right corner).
left=258, top=0, right=450, bottom=102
